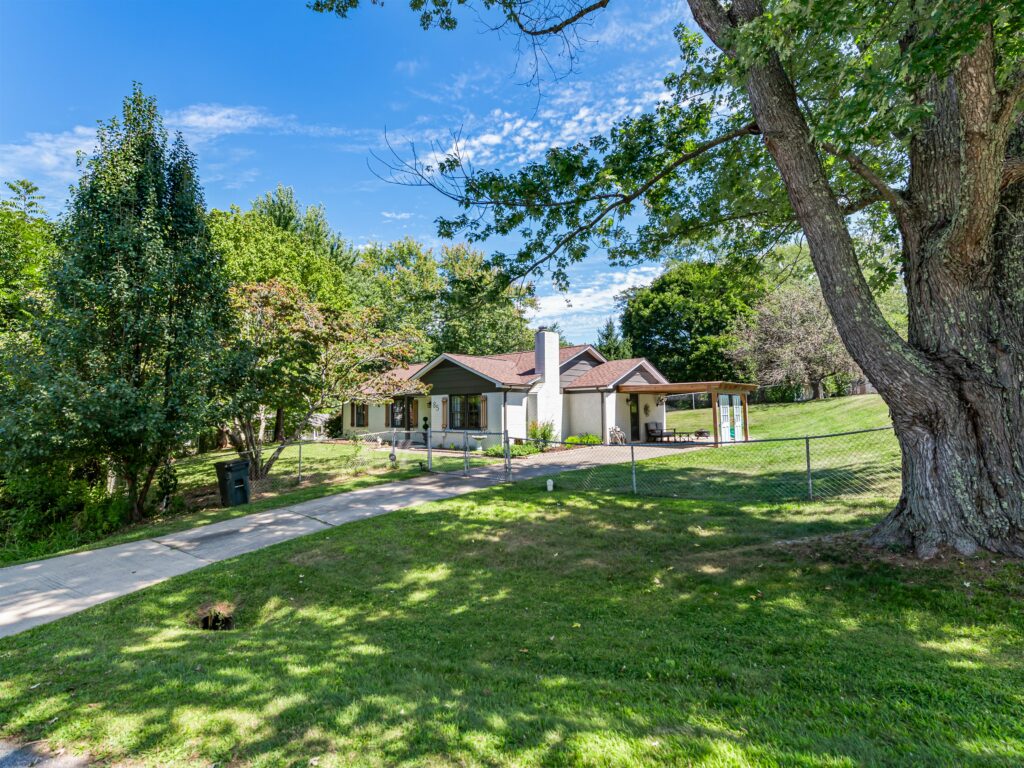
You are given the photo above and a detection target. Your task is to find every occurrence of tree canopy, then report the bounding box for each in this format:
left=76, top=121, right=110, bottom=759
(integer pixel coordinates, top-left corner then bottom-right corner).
left=620, top=260, right=764, bottom=382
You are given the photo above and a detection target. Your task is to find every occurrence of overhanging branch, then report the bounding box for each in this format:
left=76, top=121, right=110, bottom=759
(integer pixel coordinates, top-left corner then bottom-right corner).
left=508, top=0, right=610, bottom=36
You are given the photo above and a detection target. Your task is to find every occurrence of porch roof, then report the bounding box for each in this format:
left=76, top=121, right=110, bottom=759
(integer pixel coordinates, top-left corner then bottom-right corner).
left=617, top=381, right=757, bottom=395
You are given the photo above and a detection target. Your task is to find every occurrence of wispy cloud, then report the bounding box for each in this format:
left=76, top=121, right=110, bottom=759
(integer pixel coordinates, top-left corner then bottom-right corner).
left=394, top=59, right=422, bottom=76
left=381, top=210, right=413, bottom=221
left=0, top=125, right=96, bottom=201
left=529, top=265, right=663, bottom=341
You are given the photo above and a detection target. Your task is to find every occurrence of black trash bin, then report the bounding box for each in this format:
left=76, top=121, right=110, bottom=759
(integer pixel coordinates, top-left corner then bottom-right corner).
left=214, top=459, right=251, bottom=507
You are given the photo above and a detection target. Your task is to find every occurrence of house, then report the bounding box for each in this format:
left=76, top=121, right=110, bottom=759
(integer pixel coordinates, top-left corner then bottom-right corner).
left=343, top=328, right=673, bottom=447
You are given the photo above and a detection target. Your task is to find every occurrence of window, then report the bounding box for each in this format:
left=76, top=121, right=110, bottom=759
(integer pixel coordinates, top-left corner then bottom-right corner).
left=449, top=395, right=481, bottom=430
left=389, top=400, right=406, bottom=428
left=351, top=402, right=368, bottom=428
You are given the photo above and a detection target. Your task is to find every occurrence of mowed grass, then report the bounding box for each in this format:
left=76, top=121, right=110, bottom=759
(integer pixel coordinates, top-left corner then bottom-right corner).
left=1, top=479, right=1022, bottom=767
left=666, top=394, right=891, bottom=438
left=559, top=426, right=901, bottom=503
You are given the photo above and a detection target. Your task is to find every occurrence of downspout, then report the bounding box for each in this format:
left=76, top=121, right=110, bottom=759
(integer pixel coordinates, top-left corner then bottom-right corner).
left=600, top=390, right=606, bottom=443
left=502, top=390, right=508, bottom=436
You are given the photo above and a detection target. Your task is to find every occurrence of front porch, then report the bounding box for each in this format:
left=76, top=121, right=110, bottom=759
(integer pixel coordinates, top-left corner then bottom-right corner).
left=616, top=381, right=757, bottom=444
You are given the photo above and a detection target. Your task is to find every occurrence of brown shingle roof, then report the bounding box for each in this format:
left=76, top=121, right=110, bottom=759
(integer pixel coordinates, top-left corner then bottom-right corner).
left=426, top=344, right=601, bottom=387
left=562, top=358, right=662, bottom=390
left=383, top=344, right=609, bottom=389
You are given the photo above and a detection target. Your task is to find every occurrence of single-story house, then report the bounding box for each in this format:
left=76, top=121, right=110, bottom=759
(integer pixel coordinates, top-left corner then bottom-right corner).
left=342, top=328, right=754, bottom=448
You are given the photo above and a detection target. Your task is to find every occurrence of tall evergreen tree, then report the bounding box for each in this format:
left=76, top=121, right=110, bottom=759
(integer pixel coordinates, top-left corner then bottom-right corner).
left=26, top=86, right=229, bottom=520
left=594, top=318, right=632, bottom=360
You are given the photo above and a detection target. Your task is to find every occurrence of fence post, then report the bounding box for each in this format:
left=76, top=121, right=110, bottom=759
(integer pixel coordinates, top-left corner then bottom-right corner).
left=805, top=436, right=813, bottom=500
left=630, top=444, right=638, bottom=495
left=503, top=429, right=511, bottom=480
left=463, top=430, right=469, bottom=476
left=297, top=441, right=303, bottom=484
left=427, top=429, right=433, bottom=472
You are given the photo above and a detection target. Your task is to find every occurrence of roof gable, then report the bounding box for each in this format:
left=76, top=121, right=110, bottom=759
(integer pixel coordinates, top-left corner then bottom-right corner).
left=562, top=358, right=669, bottom=390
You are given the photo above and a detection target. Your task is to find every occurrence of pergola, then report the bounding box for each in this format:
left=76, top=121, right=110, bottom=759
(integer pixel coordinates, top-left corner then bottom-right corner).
left=617, top=381, right=758, bottom=444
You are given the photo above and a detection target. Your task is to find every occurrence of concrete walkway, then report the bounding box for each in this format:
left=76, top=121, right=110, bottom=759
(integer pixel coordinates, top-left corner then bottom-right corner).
left=0, top=443, right=691, bottom=640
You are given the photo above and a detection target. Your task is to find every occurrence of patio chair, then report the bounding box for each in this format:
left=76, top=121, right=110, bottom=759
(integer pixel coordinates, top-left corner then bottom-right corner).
left=645, top=422, right=677, bottom=442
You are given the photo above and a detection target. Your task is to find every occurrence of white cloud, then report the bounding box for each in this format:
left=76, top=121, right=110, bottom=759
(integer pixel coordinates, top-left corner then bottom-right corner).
left=529, top=264, right=663, bottom=341
left=381, top=210, right=413, bottom=220
left=591, top=2, right=690, bottom=51
left=0, top=125, right=96, bottom=202
left=395, top=59, right=422, bottom=76
left=166, top=104, right=292, bottom=142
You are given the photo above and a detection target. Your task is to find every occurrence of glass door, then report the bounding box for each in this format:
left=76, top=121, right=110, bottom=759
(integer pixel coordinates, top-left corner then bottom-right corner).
left=629, top=394, right=640, bottom=442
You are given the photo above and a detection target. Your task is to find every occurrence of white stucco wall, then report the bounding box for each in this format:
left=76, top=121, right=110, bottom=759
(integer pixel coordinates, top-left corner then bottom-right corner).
left=505, top=391, right=528, bottom=439
left=565, top=392, right=604, bottom=439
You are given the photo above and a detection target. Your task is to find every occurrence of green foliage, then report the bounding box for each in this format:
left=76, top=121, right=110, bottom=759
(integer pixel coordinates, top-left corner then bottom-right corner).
left=485, top=441, right=541, bottom=458
left=431, top=244, right=536, bottom=356
left=594, top=318, right=631, bottom=360
left=0, top=187, right=55, bottom=330
left=352, top=240, right=536, bottom=359
left=209, top=205, right=354, bottom=311
left=527, top=420, right=555, bottom=445
left=621, top=259, right=765, bottom=382
left=565, top=433, right=601, bottom=445
left=2, top=86, right=230, bottom=522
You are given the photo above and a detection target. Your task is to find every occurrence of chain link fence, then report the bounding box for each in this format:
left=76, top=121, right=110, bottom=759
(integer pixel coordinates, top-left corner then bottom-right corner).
left=237, top=435, right=427, bottom=500
left=509, top=426, right=900, bottom=503
left=179, top=426, right=900, bottom=508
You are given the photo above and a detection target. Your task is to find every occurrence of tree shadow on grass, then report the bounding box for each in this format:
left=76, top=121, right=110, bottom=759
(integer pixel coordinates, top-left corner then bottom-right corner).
left=1, top=487, right=1022, bottom=766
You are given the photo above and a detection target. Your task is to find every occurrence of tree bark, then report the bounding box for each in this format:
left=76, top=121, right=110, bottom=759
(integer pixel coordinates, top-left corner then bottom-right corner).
left=273, top=406, right=285, bottom=442
left=687, top=0, right=1024, bottom=557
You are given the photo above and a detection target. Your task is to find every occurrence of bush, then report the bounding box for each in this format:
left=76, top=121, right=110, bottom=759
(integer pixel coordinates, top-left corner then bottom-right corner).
left=566, top=433, right=601, bottom=446
left=528, top=420, right=555, bottom=444
left=485, top=442, right=541, bottom=458
left=324, top=411, right=347, bottom=438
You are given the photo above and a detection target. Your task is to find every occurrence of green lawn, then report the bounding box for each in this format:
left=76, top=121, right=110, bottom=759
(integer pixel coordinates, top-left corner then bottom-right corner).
left=2, top=475, right=1021, bottom=767
left=558, top=425, right=900, bottom=503
left=666, top=393, right=890, bottom=438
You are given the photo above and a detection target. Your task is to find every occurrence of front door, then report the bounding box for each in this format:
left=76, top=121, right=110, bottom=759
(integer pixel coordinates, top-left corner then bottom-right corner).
left=629, top=394, right=640, bottom=442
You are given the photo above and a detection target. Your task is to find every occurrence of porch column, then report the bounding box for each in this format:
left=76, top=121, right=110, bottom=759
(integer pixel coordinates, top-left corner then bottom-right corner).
left=711, top=388, right=721, bottom=446
left=741, top=392, right=750, bottom=441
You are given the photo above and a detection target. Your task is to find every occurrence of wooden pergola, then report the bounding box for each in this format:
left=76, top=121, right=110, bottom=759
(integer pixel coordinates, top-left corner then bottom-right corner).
left=617, top=381, right=758, bottom=443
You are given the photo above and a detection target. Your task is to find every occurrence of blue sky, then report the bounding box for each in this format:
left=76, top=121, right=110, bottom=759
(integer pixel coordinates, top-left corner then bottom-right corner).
left=0, top=0, right=690, bottom=342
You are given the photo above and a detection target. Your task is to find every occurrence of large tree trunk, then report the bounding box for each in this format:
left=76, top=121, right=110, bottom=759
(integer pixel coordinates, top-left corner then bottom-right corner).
left=688, top=0, right=1024, bottom=556
left=272, top=406, right=285, bottom=442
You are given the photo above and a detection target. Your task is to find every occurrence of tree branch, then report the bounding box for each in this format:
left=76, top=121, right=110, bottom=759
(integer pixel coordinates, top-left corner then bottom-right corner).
left=821, top=143, right=909, bottom=218
left=508, top=1, right=610, bottom=36
left=996, top=69, right=1024, bottom=131
left=516, top=120, right=760, bottom=275
left=1002, top=156, right=1024, bottom=190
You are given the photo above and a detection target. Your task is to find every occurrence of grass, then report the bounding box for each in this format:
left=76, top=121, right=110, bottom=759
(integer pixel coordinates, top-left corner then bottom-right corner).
left=1, top=474, right=1021, bottom=767
left=666, top=393, right=891, bottom=438
left=558, top=425, right=901, bottom=504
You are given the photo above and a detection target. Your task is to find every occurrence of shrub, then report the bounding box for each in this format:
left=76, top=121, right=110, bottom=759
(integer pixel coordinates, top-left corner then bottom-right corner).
left=566, top=433, right=601, bottom=446
left=527, top=420, right=555, bottom=444
left=324, top=411, right=347, bottom=438
left=485, top=442, right=541, bottom=458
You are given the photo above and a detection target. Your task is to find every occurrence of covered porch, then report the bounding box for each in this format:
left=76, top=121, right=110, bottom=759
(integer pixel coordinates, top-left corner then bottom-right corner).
left=617, top=381, right=757, bottom=444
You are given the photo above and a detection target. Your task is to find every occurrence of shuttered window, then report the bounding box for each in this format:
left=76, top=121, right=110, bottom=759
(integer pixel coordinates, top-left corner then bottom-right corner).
left=449, top=395, right=482, bottom=430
